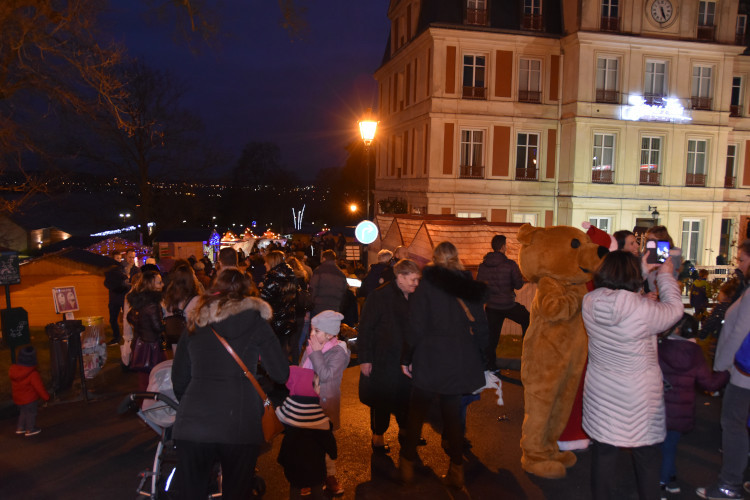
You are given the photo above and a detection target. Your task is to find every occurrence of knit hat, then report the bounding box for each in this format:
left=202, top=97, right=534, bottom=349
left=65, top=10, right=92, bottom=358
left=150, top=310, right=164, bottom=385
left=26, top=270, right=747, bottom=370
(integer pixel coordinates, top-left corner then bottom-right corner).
left=311, top=310, right=344, bottom=336
left=17, top=345, right=37, bottom=367
left=286, top=366, right=318, bottom=398
left=275, top=396, right=331, bottom=430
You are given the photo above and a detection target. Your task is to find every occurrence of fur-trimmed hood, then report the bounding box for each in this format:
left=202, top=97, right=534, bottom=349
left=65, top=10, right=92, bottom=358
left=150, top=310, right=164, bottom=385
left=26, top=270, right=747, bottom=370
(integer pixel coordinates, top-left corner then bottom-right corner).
left=422, top=265, right=488, bottom=303
left=190, top=296, right=273, bottom=328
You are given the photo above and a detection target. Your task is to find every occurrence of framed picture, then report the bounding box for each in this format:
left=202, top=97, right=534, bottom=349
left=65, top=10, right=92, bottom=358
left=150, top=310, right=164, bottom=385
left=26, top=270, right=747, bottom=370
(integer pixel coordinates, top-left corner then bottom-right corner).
left=52, top=286, right=79, bottom=314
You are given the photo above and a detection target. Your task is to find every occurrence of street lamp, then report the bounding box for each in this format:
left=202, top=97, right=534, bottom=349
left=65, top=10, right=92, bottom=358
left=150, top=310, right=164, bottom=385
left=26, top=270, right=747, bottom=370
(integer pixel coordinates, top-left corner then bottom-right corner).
left=648, top=205, right=660, bottom=222
left=359, top=109, right=378, bottom=220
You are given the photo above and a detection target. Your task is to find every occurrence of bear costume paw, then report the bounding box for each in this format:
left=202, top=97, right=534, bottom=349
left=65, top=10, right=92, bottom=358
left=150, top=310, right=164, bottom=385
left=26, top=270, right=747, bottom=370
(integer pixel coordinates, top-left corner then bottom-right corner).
left=554, top=450, right=577, bottom=468
left=521, top=458, right=567, bottom=479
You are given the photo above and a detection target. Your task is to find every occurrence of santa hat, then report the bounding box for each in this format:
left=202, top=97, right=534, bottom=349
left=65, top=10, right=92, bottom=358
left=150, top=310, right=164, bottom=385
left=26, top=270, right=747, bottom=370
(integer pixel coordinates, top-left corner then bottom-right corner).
left=581, top=222, right=617, bottom=251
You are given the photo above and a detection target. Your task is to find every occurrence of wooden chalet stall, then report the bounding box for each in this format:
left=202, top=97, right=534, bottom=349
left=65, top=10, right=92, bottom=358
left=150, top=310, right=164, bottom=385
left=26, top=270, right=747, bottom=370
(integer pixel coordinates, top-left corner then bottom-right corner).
left=8, top=249, right=115, bottom=327
left=154, top=229, right=215, bottom=263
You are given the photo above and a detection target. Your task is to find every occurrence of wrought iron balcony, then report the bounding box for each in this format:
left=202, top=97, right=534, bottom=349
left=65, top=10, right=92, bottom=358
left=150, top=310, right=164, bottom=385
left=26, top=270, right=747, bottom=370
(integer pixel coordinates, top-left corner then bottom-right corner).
left=736, top=32, right=747, bottom=45
left=591, top=170, right=614, bottom=184
left=639, top=170, right=661, bottom=185
left=730, top=104, right=742, bottom=117
left=685, top=173, right=706, bottom=187
left=462, top=86, right=486, bottom=100
left=596, top=89, right=619, bottom=104
left=522, top=14, right=544, bottom=31
left=459, top=165, right=485, bottom=179
left=725, top=176, right=736, bottom=188
left=697, top=24, right=715, bottom=41
left=601, top=16, right=619, bottom=32
left=519, top=90, right=542, bottom=103
left=516, top=167, right=538, bottom=181
left=466, top=7, right=488, bottom=26
left=691, top=96, right=712, bottom=110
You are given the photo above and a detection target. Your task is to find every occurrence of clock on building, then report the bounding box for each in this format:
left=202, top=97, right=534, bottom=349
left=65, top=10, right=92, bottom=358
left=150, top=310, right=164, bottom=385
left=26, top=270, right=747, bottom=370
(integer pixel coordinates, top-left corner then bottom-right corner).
left=650, top=0, right=674, bottom=24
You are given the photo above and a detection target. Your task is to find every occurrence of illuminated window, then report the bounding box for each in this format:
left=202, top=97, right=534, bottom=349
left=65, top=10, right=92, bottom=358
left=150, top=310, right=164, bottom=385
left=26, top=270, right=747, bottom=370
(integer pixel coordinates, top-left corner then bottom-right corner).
left=463, top=54, right=486, bottom=99
left=596, top=57, right=619, bottom=103
left=640, top=136, right=662, bottom=185
left=592, top=133, right=616, bottom=183
left=516, top=133, right=539, bottom=180
left=681, top=219, right=703, bottom=263
left=589, top=217, right=611, bottom=233
left=645, top=61, right=668, bottom=101
left=519, top=58, right=542, bottom=102
left=459, top=129, right=485, bottom=178
left=686, top=139, right=708, bottom=186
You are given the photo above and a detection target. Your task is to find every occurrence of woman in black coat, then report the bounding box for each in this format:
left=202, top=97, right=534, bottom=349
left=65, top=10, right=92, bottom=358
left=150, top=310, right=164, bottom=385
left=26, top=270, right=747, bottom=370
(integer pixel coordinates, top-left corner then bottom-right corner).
left=125, top=270, right=165, bottom=391
left=260, top=250, right=298, bottom=359
left=399, top=241, right=488, bottom=489
left=172, top=268, right=289, bottom=500
left=358, top=259, right=421, bottom=452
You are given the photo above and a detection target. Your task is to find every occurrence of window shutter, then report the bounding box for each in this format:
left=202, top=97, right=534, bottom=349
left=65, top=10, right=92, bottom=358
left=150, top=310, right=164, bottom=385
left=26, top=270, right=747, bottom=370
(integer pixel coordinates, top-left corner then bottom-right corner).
left=492, top=126, right=511, bottom=176
left=744, top=140, right=750, bottom=186
left=443, top=123, right=455, bottom=175
left=446, top=46, right=456, bottom=94
left=546, top=129, right=557, bottom=179
left=491, top=209, right=508, bottom=222
left=495, top=50, right=513, bottom=98
left=550, top=55, right=560, bottom=101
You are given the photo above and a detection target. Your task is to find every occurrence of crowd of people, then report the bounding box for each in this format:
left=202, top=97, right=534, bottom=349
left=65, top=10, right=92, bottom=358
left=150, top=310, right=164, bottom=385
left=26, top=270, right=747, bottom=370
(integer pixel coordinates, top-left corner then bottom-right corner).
left=29, top=228, right=747, bottom=499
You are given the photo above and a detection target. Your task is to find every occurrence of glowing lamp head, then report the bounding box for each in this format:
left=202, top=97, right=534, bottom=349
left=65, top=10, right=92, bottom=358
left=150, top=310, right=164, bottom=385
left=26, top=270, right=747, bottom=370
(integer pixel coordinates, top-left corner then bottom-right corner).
left=358, top=109, right=378, bottom=147
left=349, top=203, right=358, bottom=213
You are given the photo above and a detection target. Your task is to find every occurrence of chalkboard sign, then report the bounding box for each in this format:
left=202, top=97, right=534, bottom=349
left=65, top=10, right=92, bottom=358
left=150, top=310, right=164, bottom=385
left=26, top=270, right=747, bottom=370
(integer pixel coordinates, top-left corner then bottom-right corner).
left=1, top=307, right=30, bottom=348
left=0, top=252, right=20, bottom=286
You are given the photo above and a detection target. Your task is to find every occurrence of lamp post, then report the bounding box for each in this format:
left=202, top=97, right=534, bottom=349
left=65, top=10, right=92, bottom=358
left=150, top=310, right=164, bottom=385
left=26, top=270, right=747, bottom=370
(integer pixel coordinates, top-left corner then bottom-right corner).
left=648, top=205, right=660, bottom=223
left=359, top=109, right=378, bottom=220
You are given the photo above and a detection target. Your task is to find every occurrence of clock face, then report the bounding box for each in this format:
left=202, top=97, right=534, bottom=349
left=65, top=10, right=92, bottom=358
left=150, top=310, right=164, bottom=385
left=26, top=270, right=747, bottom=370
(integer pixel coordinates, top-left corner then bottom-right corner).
left=651, top=0, right=673, bottom=23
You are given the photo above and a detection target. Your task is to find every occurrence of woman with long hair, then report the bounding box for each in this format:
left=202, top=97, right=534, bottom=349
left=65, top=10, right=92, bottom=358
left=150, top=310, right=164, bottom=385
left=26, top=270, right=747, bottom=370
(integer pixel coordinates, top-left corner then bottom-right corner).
left=582, top=251, right=682, bottom=499
left=172, top=268, right=289, bottom=499
left=399, top=241, right=488, bottom=488
left=260, top=250, right=299, bottom=360
left=125, top=270, right=165, bottom=391
left=162, top=260, right=204, bottom=350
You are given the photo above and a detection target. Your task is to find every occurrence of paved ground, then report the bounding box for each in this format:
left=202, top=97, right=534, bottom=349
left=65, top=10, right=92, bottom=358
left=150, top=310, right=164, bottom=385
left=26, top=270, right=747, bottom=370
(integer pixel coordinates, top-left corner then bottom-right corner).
left=0, top=347, right=733, bottom=500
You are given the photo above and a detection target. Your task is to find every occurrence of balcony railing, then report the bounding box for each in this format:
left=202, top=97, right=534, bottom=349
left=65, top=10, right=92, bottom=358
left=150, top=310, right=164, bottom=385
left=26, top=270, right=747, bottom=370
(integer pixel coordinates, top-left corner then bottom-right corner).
left=691, top=96, right=712, bottom=110
left=736, top=32, right=747, bottom=45
left=644, top=93, right=665, bottom=105
left=725, top=176, right=736, bottom=188
left=639, top=170, right=661, bottom=185
left=462, top=86, right=486, bottom=100
left=601, top=16, right=619, bottom=32
left=522, top=14, right=544, bottom=31
left=591, top=170, right=614, bottom=184
left=459, top=165, right=485, bottom=179
left=466, top=7, right=489, bottom=26
left=516, top=167, right=538, bottom=181
left=686, top=173, right=706, bottom=187
left=519, top=90, right=542, bottom=103
left=730, top=104, right=742, bottom=117
left=697, top=24, right=716, bottom=41
left=596, top=89, right=619, bottom=104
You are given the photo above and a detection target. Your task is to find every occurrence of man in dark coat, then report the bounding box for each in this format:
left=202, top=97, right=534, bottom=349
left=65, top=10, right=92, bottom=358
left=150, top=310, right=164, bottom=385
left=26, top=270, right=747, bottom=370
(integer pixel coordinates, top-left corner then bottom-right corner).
left=103, top=251, right=131, bottom=345
left=358, top=259, right=420, bottom=452
left=476, top=234, right=529, bottom=371
left=310, top=250, right=348, bottom=315
left=357, top=249, right=392, bottom=299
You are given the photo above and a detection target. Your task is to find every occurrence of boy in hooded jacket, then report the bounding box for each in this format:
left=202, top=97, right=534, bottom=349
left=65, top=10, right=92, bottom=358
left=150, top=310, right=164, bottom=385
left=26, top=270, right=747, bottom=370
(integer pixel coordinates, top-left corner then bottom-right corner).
left=10, top=345, right=50, bottom=436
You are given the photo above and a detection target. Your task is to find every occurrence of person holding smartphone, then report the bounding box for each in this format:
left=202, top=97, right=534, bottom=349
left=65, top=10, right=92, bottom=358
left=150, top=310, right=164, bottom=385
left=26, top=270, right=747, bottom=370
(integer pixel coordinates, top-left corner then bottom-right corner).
left=643, top=226, right=682, bottom=295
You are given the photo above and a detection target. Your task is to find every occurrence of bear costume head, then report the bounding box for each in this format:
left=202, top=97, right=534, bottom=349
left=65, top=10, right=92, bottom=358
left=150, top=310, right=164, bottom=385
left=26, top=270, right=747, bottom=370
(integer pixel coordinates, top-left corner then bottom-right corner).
left=517, top=224, right=609, bottom=286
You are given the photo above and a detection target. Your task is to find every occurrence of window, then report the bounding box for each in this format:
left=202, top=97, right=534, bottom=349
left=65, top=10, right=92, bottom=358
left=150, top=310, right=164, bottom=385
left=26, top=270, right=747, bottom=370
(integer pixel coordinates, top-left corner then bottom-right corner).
left=726, top=144, right=737, bottom=188
left=596, top=57, right=619, bottom=103
left=592, top=133, right=615, bottom=183
left=698, top=1, right=716, bottom=40
left=519, top=58, right=542, bottom=103
left=457, top=211, right=484, bottom=218
left=601, top=0, right=619, bottom=31
left=691, top=66, right=712, bottom=110
left=681, top=219, right=703, bottom=264
left=522, top=0, right=543, bottom=30
left=513, top=213, right=538, bottom=225
left=459, top=129, right=485, bottom=178
left=462, top=54, right=486, bottom=99
left=686, top=139, right=708, bottom=187
left=589, top=217, right=611, bottom=233
left=640, top=136, right=662, bottom=185
left=737, top=14, right=748, bottom=44
left=731, top=77, right=743, bottom=116
left=516, top=133, right=539, bottom=180
left=466, top=0, right=488, bottom=25
left=644, top=61, right=667, bottom=103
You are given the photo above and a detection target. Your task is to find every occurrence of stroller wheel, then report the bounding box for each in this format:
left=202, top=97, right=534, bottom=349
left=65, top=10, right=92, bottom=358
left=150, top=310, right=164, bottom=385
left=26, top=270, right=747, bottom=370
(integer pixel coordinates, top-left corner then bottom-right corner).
left=252, top=475, right=266, bottom=498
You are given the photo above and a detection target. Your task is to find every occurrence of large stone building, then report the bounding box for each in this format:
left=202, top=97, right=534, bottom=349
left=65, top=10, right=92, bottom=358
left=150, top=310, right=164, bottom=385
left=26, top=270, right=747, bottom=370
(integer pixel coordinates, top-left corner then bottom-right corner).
left=373, top=0, right=750, bottom=265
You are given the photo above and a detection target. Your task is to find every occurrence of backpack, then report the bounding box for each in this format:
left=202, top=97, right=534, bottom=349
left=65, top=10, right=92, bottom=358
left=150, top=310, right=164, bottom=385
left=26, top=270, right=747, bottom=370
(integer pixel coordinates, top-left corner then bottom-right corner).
left=734, top=329, right=750, bottom=376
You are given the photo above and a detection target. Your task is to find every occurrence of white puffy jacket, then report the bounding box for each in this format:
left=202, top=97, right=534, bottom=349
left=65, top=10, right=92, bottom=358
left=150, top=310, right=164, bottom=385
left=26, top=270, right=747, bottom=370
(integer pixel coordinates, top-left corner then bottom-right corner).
left=582, top=271, right=683, bottom=447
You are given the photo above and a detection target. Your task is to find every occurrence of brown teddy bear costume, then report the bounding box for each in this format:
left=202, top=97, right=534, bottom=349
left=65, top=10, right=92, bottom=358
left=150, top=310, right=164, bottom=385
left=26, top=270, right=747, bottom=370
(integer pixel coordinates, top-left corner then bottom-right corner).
left=517, top=224, right=608, bottom=479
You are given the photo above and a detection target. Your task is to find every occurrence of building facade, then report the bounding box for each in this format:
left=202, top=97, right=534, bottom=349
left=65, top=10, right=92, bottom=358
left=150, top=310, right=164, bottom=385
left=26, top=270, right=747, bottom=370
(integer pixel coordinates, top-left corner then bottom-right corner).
left=374, top=0, right=750, bottom=265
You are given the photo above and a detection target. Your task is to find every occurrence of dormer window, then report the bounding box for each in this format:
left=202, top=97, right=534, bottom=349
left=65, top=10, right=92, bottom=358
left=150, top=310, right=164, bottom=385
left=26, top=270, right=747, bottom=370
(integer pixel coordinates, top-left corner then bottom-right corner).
left=601, top=0, right=619, bottom=32
left=697, top=1, right=716, bottom=40
left=466, top=0, right=489, bottom=26
left=522, top=0, right=543, bottom=31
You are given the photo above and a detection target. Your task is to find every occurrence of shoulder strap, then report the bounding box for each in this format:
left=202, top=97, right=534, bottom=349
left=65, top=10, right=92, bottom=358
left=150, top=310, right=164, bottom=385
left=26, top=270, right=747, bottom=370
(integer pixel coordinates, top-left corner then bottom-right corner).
left=456, top=298, right=476, bottom=335
left=211, top=327, right=269, bottom=401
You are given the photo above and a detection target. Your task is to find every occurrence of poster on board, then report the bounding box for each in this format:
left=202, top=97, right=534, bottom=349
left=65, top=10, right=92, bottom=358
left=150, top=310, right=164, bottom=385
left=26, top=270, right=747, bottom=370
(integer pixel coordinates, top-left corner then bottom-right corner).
left=0, top=252, right=20, bottom=286
left=52, top=286, right=79, bottom=314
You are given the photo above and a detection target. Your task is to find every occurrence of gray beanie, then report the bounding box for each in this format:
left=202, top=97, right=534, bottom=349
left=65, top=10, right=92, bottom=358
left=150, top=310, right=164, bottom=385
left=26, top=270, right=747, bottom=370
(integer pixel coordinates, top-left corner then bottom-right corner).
left=311, top=310, right=344, bottom=336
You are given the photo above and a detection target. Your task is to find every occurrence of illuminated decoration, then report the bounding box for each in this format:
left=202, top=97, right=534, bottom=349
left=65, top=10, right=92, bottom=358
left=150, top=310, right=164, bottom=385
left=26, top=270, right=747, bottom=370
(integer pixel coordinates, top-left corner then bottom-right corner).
left=355, top=220, right=379, bottom=244
left=209, top=230, right=221, bottom=247
left=292, top=204, right=305, bottom=231
left=242, top=227, right=256, bottom=240
left=621, top=95, right=692, bottom=123
left=90, top=222, right=155, bottom=238
left=222, top=231, right=239, bottom=241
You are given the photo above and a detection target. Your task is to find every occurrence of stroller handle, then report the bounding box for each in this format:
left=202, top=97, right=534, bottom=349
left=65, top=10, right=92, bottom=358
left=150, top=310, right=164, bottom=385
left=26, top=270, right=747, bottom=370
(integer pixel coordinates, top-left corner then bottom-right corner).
left=117, top=391, right=179, bottom=414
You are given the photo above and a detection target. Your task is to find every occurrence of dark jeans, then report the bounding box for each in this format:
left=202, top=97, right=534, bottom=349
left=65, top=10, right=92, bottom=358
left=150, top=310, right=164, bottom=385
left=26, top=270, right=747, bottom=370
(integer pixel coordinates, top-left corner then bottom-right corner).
left=485, top=304, right=530, bottom=370
left=400, top=386, right=463, bottom=465
left=719, top=383, right=750, bottom=488
left=660, top=430, right=681, bottom=484
left=108, top=302, right=122, bottom=342
left=176, top=440, right=260, bottom=500
left=16, top=401, right=38, bottom=432
left=591, top=440, right=661, bottom=500
left=370, top=403, right=407, bottom=436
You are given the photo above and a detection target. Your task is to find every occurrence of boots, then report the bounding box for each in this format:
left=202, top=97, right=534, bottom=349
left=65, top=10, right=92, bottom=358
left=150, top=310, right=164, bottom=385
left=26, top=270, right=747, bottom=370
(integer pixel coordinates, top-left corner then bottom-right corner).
left=399, top=457, right=415, bottom=484
left=441, top=462, right=464, bottom=489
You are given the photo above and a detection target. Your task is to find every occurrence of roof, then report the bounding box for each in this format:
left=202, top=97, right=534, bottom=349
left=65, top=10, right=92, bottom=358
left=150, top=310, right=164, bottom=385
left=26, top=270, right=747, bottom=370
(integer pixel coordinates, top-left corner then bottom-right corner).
left=152, top=228, right=214, bottom=243
left=22, top=247, right=117, bottom=270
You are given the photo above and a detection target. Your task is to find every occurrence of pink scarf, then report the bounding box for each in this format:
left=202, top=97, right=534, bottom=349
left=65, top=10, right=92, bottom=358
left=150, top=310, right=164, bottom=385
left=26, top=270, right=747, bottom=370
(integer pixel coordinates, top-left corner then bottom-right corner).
left=301, top=336, right=341, bottom=370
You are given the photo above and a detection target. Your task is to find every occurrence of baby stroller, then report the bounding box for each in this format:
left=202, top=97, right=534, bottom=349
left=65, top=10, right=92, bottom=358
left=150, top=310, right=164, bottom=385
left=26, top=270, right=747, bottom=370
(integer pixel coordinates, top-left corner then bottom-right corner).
left=118, top=360, right=266, bottom=499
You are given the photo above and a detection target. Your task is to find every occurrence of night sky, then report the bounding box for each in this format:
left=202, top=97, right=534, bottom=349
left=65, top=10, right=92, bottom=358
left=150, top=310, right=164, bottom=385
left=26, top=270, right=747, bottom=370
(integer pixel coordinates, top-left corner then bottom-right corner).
left=103, top=1, right=390, bottom=180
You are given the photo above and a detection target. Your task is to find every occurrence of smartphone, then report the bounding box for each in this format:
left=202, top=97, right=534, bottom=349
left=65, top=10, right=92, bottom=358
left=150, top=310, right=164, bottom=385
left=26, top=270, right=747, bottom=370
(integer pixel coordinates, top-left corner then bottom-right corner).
left=646, top=240, right=671, bottom=264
